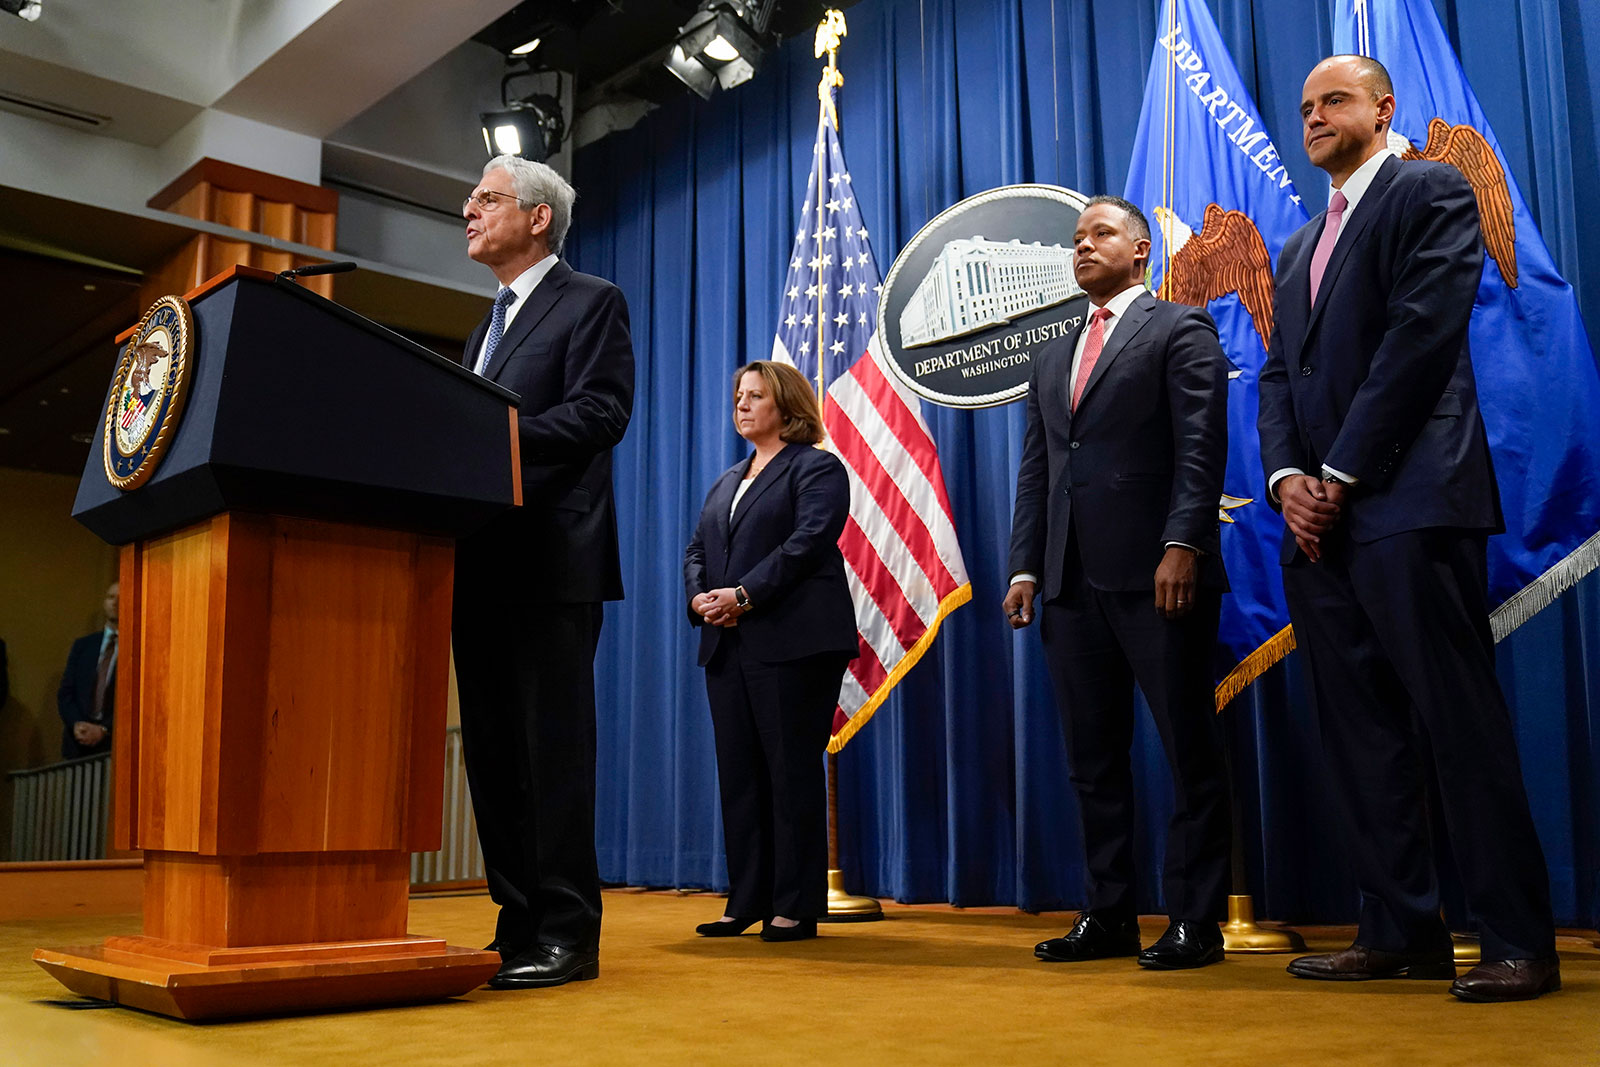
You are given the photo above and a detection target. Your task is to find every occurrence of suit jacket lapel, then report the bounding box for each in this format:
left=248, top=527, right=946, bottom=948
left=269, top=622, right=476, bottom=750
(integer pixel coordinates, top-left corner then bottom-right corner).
left=1279, top=227, right=1315, bottom=362
left=1075, top=292, right=1154, bottom=414
left=1305, top=155, right=1399, bottom=340
left=706, top=468, right=740, bottom=565
left=1053, top=318, right=1085, bottom=425
left=729, top=442, right=801, bottom=534
left=484, top=259, right=572, bottom=382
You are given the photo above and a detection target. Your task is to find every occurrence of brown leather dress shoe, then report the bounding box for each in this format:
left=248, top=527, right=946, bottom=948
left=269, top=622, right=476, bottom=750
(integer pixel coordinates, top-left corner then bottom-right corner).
left=1286, top=943, right=1456, bottom=981
left=1449, top=958, right=1561, bottom=1002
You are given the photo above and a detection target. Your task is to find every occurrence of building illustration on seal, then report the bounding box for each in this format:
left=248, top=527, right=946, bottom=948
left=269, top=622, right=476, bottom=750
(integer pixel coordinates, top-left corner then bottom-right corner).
left=898, top=236, right=1081, bottom=348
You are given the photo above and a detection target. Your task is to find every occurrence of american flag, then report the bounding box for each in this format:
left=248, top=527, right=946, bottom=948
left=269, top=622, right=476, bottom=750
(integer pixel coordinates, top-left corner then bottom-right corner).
left=771, top=105, right=971, bottom=752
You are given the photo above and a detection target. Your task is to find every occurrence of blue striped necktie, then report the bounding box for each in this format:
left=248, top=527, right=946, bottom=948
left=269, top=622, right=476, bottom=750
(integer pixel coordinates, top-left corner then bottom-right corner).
left=474, top=287, right=517, bottom=375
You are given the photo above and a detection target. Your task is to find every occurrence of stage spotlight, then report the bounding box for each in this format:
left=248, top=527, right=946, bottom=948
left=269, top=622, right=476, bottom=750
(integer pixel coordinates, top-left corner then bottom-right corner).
left=0, top=0, right=42, bottom=21
left=479, top=95, right=565, bottom=163
left=663, top=1, right=775, bottom=100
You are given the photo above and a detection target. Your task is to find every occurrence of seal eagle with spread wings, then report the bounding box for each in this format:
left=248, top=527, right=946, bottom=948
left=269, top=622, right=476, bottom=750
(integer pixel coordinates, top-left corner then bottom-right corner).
left=1153, top=204, right=1276, bottom=350
left=1392, top=120, right=1517, bottom=289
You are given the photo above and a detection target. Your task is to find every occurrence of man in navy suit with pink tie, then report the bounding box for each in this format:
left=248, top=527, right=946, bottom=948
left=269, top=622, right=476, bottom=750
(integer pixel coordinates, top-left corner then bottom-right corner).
left=1006, top=196, right=1233, bottom=971
left=1258, top=55, right=1559, bottom=1002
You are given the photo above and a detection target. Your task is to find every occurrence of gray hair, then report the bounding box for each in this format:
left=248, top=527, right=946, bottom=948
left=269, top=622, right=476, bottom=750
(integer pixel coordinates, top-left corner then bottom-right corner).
left=484, top=155, right=577, bottom=255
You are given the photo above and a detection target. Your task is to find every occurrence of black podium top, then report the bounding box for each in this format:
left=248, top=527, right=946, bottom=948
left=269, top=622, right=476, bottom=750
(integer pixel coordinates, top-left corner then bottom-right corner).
left=74, top=267, right=519, bottom=545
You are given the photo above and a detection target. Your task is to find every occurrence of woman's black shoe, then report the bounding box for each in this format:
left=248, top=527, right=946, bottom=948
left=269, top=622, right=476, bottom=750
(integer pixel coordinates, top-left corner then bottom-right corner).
left=695, top=917, right=762, bottom=937
left=760, top=919, right=818, bottom=942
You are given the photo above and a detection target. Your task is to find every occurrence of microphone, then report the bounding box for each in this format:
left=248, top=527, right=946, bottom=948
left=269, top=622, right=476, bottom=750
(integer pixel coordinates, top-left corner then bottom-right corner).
left=278, top=261, right=358, bottom=279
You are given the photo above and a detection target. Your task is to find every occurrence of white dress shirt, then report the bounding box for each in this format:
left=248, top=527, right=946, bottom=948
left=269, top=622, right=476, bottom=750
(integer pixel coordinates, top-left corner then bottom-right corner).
left=1266, top=147, right=1399, bottom=498
left=474, top=254, right=560, bottom=371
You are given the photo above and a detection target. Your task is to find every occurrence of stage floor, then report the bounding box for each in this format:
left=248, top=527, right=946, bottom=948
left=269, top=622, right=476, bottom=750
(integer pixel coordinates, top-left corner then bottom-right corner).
left=3, top=889, right=1596, bottom=1065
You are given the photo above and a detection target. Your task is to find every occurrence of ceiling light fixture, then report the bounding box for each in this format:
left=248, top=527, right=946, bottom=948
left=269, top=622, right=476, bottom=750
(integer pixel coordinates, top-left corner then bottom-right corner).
left=480, top=63, right=567, bottom=163
left=664, top=1, right=777, bottom=101
left=0, top=0, right=42, bottom=21
left=510, top=37, right=542, bottom=56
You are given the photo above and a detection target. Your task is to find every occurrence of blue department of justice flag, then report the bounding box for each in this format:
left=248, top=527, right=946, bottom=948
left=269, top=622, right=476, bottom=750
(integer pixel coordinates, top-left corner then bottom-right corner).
left=1337, top=0, right=1600, bottom=635
left=1123, top=0, right=1311, bottom=704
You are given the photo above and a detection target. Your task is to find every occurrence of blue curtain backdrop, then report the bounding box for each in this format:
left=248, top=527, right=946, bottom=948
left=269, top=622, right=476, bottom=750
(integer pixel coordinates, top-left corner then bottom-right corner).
left=565, top=0, right=1600, bottom=927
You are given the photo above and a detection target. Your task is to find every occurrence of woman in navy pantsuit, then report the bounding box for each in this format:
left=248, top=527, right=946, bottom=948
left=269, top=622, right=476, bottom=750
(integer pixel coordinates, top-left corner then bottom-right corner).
left=683, top=360, right=858, bottom=942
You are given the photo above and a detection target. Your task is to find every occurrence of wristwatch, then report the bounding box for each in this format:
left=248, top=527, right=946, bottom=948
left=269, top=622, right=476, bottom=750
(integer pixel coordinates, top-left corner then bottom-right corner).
left=734, top=585, right=752, bottom=612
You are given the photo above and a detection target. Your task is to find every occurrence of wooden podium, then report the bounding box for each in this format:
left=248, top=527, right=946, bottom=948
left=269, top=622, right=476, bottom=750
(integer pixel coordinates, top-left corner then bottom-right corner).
left=37, top=266, right=514, bottom=1020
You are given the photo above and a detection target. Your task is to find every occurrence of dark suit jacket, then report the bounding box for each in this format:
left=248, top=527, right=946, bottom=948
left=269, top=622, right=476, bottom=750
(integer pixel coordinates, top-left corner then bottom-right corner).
left=57, top=631, right=112, bottom=759
left=1008, top=290, right=1230, bottom=600
left=1258, top=155, right=1501, bottom=559
left=683, top=442, right=859, bottom=667
left=457, top=258, right=635, bottom=604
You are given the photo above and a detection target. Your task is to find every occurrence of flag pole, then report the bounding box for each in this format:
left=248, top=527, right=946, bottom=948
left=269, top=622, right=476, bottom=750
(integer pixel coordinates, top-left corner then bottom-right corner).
left=812, top=9, right=881, bottom=923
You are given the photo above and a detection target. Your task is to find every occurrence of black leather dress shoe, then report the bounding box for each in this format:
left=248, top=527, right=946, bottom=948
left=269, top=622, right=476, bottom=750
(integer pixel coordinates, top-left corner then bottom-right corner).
left=487, top=944, right=600, bottom=989
left=1286, top=943, right=1456, bottom=981
left=695, top=916, right=763, bottom=937
left=1137, top=921, right=1225, bottom=970
left=1034, top=912, right=1141, bottom=962
left=484, top=939, right=523, bottom=960
left=1450, top=958, right=1561, bottom=1002
left=760, top=919, right=818, bottom=942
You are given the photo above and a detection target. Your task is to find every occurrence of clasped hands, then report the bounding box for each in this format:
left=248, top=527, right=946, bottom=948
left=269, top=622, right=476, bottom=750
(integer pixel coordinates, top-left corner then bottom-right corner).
left=1278, top=474, right=1347, bottom=563
left=73, top=721, right=107, bottom=746
left=693, top=588, right=747, bottom=628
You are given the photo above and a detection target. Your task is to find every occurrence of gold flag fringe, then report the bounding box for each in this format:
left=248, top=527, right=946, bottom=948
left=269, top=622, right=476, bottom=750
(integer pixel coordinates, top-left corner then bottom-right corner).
left=827, top=582, right=973, bottom=753
left=1213, top=623, right=1296, bottom=712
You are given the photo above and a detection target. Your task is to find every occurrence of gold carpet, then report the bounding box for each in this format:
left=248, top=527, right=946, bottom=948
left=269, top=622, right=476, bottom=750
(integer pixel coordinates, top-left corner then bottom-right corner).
left=2, top=890, right=1595, bottom=1066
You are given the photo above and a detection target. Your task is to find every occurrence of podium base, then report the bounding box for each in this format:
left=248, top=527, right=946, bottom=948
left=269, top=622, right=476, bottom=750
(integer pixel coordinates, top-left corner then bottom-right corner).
left=1221, top=894, right=1307, bottom=954
left=822, top=869, right=883, bottom=922
left=34, top=937, right=500, bottom=1021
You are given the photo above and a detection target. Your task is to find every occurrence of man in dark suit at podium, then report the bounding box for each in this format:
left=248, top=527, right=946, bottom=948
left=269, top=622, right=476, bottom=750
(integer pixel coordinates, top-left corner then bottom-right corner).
left=454, top=154, right=634, bottom=989
left=57, top=582, right=118, bottom=759
left=1259, top=56, right=1557, bottom=1001
left=1005, top=197, right=1232, bottom=970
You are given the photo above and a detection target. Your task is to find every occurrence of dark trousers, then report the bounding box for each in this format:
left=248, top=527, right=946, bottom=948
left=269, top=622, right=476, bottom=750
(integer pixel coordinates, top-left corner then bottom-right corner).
left=704, top=632, right=846, bottom=921
left=1283, top=527, right=1555, bottom=961
left=453, top=598, right=604, bottom=952
left=1040, top=545, right=1230, bottom=924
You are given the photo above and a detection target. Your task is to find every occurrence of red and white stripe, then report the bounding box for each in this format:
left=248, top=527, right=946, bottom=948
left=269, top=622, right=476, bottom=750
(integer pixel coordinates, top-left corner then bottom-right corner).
left=815, top=335, right=971, bottom=749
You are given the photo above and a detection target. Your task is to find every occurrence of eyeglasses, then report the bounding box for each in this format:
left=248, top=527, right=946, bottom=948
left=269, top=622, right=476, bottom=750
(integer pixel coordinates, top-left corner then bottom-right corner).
left=462, top=189, right=536, bottom=215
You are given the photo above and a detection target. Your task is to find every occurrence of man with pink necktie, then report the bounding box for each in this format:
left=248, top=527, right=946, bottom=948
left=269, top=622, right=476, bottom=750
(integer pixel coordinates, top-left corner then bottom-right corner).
left=1005, top=196, right=1232, bottom=971
left=1258, top=55, right=1558, bottom=1002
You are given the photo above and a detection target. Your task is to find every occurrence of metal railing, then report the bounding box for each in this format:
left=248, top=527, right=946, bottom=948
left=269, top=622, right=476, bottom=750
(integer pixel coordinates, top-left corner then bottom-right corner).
left=7, top=728, right=485, bottom=887
left=410, top=725, right=486, bottom=887
left=8, top=752, right=111, bottom=861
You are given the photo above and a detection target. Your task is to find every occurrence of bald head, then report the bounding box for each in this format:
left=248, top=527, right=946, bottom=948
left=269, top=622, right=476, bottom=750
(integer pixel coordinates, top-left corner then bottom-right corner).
left=1300, top=55, right=1397, bottom=185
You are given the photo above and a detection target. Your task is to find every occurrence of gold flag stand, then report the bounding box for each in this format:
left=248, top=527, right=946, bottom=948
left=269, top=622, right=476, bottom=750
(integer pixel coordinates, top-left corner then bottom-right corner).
left=807, top=9, right=882, bottom=924
left=825, top=752, right=882, bottom=921
left=1220, top=726, right=1304, bottom=954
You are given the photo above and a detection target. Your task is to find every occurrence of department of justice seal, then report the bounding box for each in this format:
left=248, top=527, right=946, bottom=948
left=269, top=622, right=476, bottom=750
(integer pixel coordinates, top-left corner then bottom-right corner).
left=879, top=184, right=1091, bottom=408
left=103, top=294, right=194, bottom=490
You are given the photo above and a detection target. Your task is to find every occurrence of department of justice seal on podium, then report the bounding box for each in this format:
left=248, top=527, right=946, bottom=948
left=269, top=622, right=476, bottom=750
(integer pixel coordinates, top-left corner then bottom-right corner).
left=104, top=294, right=194, bottom=490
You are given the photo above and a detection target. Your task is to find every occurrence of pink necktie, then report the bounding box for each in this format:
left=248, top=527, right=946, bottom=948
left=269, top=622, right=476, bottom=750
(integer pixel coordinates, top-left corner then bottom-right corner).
left=1071, top=307, right=1114, bottom=412
left=1308, top=190, right=1348, bottom=305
